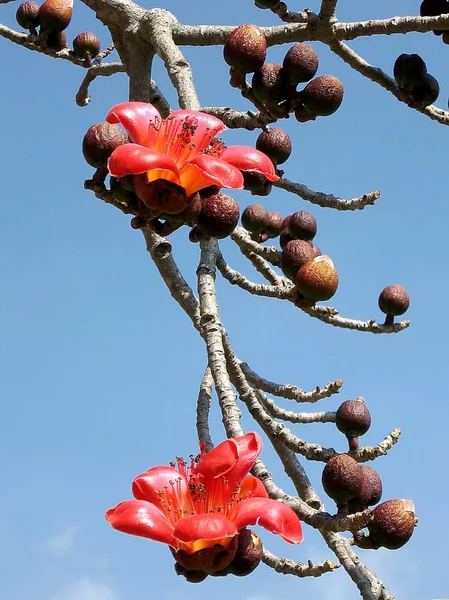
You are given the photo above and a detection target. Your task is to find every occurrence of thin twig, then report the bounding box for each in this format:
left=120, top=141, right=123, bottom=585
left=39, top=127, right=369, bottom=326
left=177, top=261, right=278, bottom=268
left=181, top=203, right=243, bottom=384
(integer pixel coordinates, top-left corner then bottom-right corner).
left=276, top=178, right=380, bottom=211
left=263, top=548, right=339, bottom=577
left=240, top=360, right=343, bottom=404
left=76, top=62, right=125, bottom=107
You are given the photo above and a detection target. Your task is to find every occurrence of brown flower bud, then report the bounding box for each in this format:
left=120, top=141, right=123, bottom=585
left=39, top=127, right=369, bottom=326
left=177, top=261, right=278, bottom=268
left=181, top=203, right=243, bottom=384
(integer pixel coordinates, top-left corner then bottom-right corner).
left=196, top=193, right=240, bottom=239
left=322, top=454, right=364, bottom=514
left=367, top=499, right=417, bottom=549
left=296, top=255, right=338, bottom=301
left=336, top=399, right=371, bottom=450
left=224, top=24, right=267, bottom=73
left=82, top=122, right=128, bottom=168
left=256, top=128, right=292, bottom=166
left=283, top=43, right=319, bottom=85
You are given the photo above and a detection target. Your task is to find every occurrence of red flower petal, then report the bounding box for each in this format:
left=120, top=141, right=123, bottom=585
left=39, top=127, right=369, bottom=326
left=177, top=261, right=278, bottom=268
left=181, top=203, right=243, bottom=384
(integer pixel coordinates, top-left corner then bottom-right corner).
left=239, top=475, right=269, bottom=500
left=106, top=102, right=162, bottom=147
left=107, top=144, right=180, bottom=180
left=105, top=500, right=176, bottom=546
left=195, top=433, right=262, bottom=487
left=132, top=466, right=193, bottom=518
left=157, top=110, right=226, bottom=165
left=220, top=146, right=280, bottom=182
left=179, top=154, right=243, bottom=197
left=173, top=513, right=237, bottom=544
left=234, top=497, right=303, bottom=544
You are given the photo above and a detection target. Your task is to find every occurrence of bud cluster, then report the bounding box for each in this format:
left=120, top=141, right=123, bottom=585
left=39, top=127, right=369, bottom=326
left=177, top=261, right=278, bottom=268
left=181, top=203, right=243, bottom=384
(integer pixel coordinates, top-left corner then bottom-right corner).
left=16, top=0, right=100, bottom=65
left=321, top=398, right=417, bottom=549
left=393, top=54, right=439, bottom=108
left=224, top=25, right=344, bottom=123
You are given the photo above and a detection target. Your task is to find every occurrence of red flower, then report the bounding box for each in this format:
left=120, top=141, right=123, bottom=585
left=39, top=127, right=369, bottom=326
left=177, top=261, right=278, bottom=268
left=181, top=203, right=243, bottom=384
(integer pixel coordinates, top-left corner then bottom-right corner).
left=106, top=102, right=279, bottom=201
left=106, top=433, right=303, bottom=573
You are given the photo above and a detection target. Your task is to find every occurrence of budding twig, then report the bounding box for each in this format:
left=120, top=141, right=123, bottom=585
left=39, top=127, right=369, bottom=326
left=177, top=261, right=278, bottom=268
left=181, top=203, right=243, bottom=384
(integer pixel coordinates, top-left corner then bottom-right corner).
left=216, top=252, right=291, bottom=299
left=350, top=428, right=402, bottom=462
left=263, top=548, right=339, bottom=577
left=236, top=245, right=286, bottom=286
left=240, top=361, right=343, bottom=404
left=260, top=393, right=337, bottom=424
left=275, top=178, right=380, bottom=211
left=231, top=227, right=281, bottom=266
left=201, top=106, right=272, bottom=130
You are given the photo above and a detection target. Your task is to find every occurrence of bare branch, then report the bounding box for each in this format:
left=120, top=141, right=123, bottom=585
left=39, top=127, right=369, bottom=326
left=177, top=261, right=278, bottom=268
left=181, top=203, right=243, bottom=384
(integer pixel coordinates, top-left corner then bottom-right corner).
left=148, top=9, right=200, bottom=110
left=223, top=333, right=322, bottom=509
left=319, top=0, right=338, bottom=21
left=240, top=361, right=343, bottom=404
left=231, top=227, right=281, bottom=266
left=260, top=393, right=337, bottom=424
left=80, top=0, right=145, bottom=27
left=76, top=62, right=125, bottom=107
left=275, top=178, right=380, bottom=211
left=334, top=13, right=449, bottom=40
left=197, top=240, right=243, bottom=437
left=93, top=43, right=115, bottom=63
left=323, top=531, right=395, bottom=600
left=196, top=367, right=214, bottom=451
left=216, top=252, right=291, bottom=299
left=141, top=228, right=201, bottom=330
left=236, top=245, right=286, bottom=286
left=201, top=106, right=272, bottom=130
left=263, top=548, right=339, bottom=577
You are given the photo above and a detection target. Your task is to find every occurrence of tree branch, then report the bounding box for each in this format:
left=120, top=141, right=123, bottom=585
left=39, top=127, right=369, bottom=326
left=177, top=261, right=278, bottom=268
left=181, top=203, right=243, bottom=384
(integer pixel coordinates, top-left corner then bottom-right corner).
left=148, top=9, right=200, bottom=110
left=263, top=548, right=339, bottom=577
left=275, top=178, right=380, bottom=211
left=231, top=227, right=281, bottom=266
left=240, top=360, right=343, bottom=404
left=201, top=106, right=272, bottom=130
left=76, top=62, right=125, bottom=107
left=0, top=24, right=83, bottom=65
left=260, top=393, right=337, bottom=424
left=197, top=240, right=243, bottom=437
left=196, top=367, right=214, bottom=451
left=216, top=252, right=291, bottom=299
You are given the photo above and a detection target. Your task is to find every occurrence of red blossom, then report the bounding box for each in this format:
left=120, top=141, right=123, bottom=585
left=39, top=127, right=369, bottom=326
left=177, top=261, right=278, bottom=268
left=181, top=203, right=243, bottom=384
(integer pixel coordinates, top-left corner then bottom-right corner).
left=105, top=103, right=279, bottom=203
left=106, top=433, right=303, bottom=570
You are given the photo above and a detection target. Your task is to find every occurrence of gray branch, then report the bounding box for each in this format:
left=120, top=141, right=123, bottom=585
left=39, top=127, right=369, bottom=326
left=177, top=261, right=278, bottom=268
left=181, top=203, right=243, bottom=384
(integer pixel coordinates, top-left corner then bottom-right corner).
left=196, top=367, right=214, bottom=451
left=76, top=62, right=125, bottom=107
left=217, top=252, right=292, bottom=299
left=0, top=24, right=83, bottom=65
left=201, top=106, right=272, bottom=130
left=198, top=240, right=243, bottom=437
left=260, top=393, right=337, bottom=424
left=263, top=548, right=339, bottom=577
left=240, top=360, right=343, bottom=404
left=231, top=228, right=281, bottom=266
left=275, top=178, right=380, bottom=211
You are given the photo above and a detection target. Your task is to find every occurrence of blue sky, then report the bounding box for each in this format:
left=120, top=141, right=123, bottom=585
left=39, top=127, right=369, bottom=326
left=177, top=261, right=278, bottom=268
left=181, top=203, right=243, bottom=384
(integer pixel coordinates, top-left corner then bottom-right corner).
left=0, top=0, right=447, bottom=599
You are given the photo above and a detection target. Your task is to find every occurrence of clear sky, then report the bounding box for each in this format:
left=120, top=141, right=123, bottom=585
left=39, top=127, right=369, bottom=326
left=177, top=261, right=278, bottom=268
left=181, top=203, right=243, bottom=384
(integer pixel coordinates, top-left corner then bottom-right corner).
left=0, top=1, right=447, bottom=599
